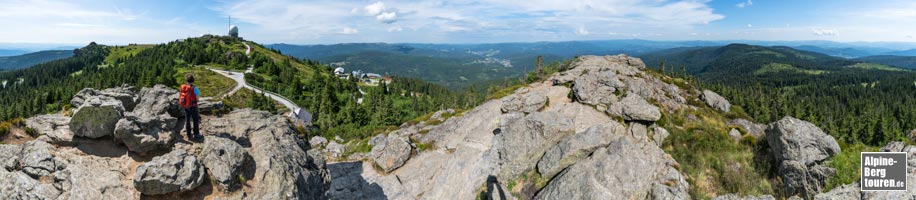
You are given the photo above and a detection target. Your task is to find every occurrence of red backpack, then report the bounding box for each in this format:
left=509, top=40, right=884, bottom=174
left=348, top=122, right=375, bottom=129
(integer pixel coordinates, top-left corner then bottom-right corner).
left=179, top=84, right=197, bottom=108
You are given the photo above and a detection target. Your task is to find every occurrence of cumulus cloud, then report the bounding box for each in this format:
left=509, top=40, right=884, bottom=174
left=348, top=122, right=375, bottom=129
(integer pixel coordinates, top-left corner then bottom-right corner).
left=360, top=1, right=398, bottom=24
left=364, top=2, right=387, bottom=16
left=811, top=28, right=838, bottom=36
left=340, top=27, right=359, bottom=34
left=736, top=0, right=753, bottom=8
left=376, top=12, right=397, bottom=24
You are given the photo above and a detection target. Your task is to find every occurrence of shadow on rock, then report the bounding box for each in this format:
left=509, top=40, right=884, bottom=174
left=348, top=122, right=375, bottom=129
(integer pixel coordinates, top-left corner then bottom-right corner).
left=328, top=161, right=387, bottom=200
left=479, top=175, right=507, bottom=200
left=72, top=137, right=128, bottom=158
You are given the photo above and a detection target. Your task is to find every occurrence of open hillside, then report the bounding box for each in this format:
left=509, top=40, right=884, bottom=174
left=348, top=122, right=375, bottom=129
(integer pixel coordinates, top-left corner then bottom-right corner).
left=0, top=50, right=73, bottom=71
left=642, top=44, right=916, bottom=147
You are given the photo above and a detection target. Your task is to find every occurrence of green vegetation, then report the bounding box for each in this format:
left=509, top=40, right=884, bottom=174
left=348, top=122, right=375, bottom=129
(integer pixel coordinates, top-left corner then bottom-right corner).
left=104, top=44, right=153, bottom=65
left=825, top=142, right=878, bottom=190
left=174, top=67, right=235, bottom=97
left=662, top=107, right=772, bottom=199
left=753, top=63, right=826, bottom=75
left=0, top=50, right=73, bottom=71
left=845, top=62, right=908, bottom=72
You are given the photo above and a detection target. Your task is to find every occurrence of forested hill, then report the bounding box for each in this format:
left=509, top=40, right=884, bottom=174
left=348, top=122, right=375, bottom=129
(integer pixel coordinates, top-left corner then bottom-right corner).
left=644, top=43, right=916, bottom=146
left=0, top=36, right=469, bottom=140
left=0, top=50, right=73, bottom=71
left=855, top=55, right=916, bottom=70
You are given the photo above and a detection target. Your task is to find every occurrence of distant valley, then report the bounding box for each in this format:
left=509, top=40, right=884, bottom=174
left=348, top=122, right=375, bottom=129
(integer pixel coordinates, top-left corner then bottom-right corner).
left=0, top=50, right=73, bottom=71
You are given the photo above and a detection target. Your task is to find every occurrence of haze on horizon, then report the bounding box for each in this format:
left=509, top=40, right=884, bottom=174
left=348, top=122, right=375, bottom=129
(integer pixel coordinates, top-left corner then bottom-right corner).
left=2, top=0, right=914, bottom=45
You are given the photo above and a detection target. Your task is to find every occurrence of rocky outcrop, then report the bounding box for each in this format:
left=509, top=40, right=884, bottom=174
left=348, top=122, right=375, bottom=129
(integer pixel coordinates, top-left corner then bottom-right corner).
left=54, top=150, right=137, bottom=199
left=19, top=140, right=65, bottom=178
left=25, top=114, right=75, bottom=145
left=114, top=84, right=181, bottom=154
left=536, top=122, right=626, bottom=179
left=607, top=94, right=661, bottom=122
left=131, top=84, right=181, bottom=117
left=500, top=89, right=548, bottom=114
left=207, top=109, right=331, bottom=199
left=133, top=149, right=205, bottom=195
left=0, top=170, right=62, bottom=199
left=702, top=90, right=731, bottom=112
left=69, top=95, right=125, bottom=138
left=814, top=183, right=860, bottom=200
left=497, top=111, right=575, bottom=179
left=371, top=133, right=413, bottom=173
left=572, top=70, right=625, bottom=106
left=200, top=136, right=250, bottom=192
left=652, top=126, right=670, bottom=147
left=766, top=116, right=841, bottom=199
left=535, top=135, right=688, bottom=199
left=71, top=85, right=137, bottom=111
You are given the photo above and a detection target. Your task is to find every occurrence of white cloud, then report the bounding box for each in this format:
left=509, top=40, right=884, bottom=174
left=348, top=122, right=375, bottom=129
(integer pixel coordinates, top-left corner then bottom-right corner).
left=341, top=27, right=359, bottom=34
left=376, top=12, right=397, bottom=24
left=608, top=32, right=618, bottom=35
left=736, top=0, right=753, bottom=8
left=811, top=28, right=838, bottom=36
left=575, top=27, right=589, bottom=35
left=364, top=2, right=387, bottom=16
left=388, top=26, right=403, bottom=32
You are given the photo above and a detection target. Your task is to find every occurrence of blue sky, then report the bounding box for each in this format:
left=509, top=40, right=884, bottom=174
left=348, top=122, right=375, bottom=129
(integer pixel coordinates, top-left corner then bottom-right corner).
left=1, top=0, right=914, bottom=45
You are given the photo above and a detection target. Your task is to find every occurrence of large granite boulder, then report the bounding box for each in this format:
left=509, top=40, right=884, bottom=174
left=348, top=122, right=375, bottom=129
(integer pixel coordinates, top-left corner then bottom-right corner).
left=71, top=85, right=137, bottom=111
left=371, top=134, right=413, bottom=173
left=133, top=149, right=205, bottom=195
left=701, top=90, right=731, bottom=112
left=535, top=135, right=688, bottom=199
left=767, top=116, right=841, bottom=165
left=25, top=114, right=75, bottom=145
left=132, top=84, right=181, bottom=117
left=606, top=94, right=661, bottom=122
left=766, top=116, right=841, bottom=199
left=572, top=70, right=625, bottom=106
left=19, top=140, right=65, bottom=178
left=200, top=136, right=250, bottom=192
left=536, top=122, right=626, bottom=179
left=114, top=85, right=183, bottom=154
left=205, top=109, right=331, bottom=199
left=113, top=115, right=177, bottom=154
left=0, top=144, right=21, bottom=171
left=496, top=111, right=575, bottom=179
left=500, top=91, right=548, bottom=114
left=69, top=95, right=125, bottom=138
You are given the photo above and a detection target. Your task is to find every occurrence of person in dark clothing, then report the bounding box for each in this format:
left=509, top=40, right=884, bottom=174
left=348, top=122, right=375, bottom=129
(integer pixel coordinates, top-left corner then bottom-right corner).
left=179, top=74, right=202, bottom=141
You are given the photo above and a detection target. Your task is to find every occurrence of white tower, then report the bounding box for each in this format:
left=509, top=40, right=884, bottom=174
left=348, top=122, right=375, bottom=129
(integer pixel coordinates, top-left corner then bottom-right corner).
left=228, top=16, right=239, bottom=38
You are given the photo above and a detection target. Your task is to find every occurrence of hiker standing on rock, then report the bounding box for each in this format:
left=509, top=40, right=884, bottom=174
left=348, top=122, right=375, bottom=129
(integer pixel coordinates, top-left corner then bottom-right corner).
left=179, top=74, right=202, bottom=141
